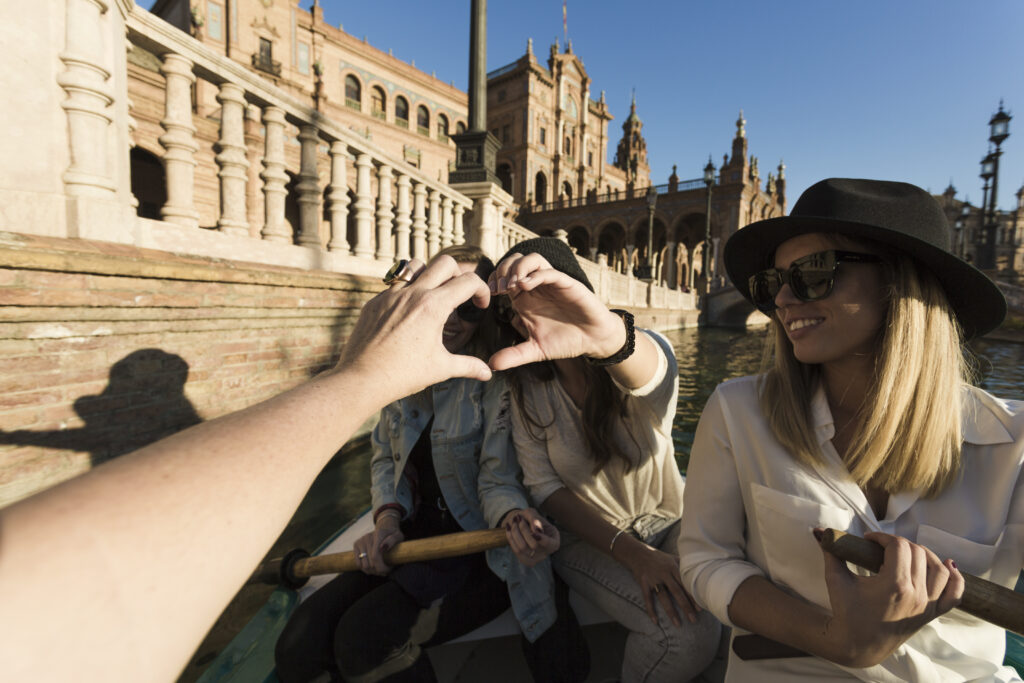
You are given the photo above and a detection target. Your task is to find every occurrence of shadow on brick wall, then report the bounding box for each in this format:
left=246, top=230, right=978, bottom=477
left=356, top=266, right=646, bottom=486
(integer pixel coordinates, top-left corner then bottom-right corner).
left=0, top=348, right=202, bottom=465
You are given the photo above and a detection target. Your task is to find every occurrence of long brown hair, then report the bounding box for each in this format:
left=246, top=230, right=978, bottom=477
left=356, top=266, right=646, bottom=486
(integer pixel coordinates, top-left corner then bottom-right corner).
left=499, top=317, right=638, bottom=474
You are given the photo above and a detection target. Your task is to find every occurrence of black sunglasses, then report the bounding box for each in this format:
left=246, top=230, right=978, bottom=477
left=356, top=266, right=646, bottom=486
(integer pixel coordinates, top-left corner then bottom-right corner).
left=748, top=249, right=882, bottom=313
left=455, top=299, right=486, bottom=323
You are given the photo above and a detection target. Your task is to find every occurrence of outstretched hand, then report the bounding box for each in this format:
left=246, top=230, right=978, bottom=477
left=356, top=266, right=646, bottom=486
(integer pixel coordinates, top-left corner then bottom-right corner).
left=819, top=530, right=964, bottom=667
left=337, top=256, right=492, bottom=402
left=487, top=253, right=626, bottom=371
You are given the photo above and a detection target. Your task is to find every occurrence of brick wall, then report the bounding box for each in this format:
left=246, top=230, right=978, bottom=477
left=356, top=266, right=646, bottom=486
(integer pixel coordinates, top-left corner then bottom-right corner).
left=0, top=231, right=382, bottom=507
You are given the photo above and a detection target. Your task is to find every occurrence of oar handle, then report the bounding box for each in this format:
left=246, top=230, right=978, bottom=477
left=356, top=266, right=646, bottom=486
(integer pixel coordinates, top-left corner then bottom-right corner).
left=250, top=528, right=509, bottom=588
left=820, top=528, right=1024, bottom=637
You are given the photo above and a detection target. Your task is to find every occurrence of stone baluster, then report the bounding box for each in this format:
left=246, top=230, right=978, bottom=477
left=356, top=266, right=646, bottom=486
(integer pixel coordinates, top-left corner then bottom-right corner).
left=411, top=182, right=428, bottom=260
left=352, top=153, right=375, bottom=258
left=393, top=174, right=412, bottom=260
left=158, top=53, right=199, bottom=227
left=259, top=106, right=290, bottom=242
left=296, top=124, right=322, bottom=247
left=452, top=204, right=466, bottom=245
left=326, top=141, right=350, bottom=253
left=375, top=164, right=394, bottom=261
left=426, top=189, right=441, bottom=258
left=215, top=82, right=249, bottom=236
left=58, top=0, right=115, bottom=199
left=440, top=196, right=454, bottom=248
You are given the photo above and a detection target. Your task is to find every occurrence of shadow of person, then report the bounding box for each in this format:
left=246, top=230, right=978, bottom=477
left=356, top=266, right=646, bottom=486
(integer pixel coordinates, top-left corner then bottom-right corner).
left=0, top=348, right=202, bottom=466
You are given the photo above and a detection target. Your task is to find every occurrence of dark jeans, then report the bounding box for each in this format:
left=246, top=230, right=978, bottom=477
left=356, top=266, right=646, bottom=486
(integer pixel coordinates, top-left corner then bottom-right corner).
left=274, top=558, right=589, bottom=683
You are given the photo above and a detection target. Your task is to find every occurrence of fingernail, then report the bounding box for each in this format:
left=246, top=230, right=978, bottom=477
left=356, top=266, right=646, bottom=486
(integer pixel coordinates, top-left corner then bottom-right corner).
left=812, top=529, right=824, bottom=542
left=513, top=514, right=522, bottom=523
left=489, top=280, right=497, bottom=293
left=951, top=561, right=958, bottom=570
left=532, top=533, right=543, bottom=540
left=509, top=274, right=518, bottom=288
left=498, top=276, right=508, bottom=291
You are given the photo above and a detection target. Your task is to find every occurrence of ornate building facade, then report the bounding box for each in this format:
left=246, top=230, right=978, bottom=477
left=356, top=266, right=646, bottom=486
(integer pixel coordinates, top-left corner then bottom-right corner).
left=936, top=182, right=1024, bottom=278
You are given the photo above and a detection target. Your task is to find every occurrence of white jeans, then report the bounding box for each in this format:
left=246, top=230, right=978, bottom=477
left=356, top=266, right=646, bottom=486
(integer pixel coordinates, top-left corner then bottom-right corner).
left=554, top=520, right=722, bottom=683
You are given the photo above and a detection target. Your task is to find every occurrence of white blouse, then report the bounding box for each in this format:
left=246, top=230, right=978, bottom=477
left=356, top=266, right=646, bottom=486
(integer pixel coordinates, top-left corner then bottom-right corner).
left=679, top=375, right=1024, bottom=682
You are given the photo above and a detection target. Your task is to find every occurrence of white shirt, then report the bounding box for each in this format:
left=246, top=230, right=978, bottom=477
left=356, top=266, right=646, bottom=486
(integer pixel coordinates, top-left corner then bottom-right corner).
left=679, top=375, right=1024, bottom=683
left=511, top=329, right=685, bottom=529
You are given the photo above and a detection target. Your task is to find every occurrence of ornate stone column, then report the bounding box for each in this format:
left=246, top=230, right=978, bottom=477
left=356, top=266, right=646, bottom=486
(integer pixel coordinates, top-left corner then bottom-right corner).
left=158, top=53, right=199, bottom=227
left=259, top=106, right=290, bottom=242
left=452, top=204, right=466, bottom=245
left=326, top=141, right=350, bottom=253
left=352, top=153, right=375, bottom=258
left=295, top=124, right=321, bottom=247
left=426, top=189, right=441, bottom=258
left=664, top=241, right=677, bottom=288
left=440, top=196, right=454, bottom=248
left=411, top=182, right=428, bottom=260
left=375, top=163, right=394, bottom=261
left=394, top=174, right=412, bottom=259
left=59, top=0, right=116, bottom=199
left=215, top=82, right=249, bottom=236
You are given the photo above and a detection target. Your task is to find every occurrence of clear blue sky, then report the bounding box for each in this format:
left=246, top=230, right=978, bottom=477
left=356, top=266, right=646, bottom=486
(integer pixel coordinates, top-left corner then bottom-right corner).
left=318, top=1, right=1022, bottom=210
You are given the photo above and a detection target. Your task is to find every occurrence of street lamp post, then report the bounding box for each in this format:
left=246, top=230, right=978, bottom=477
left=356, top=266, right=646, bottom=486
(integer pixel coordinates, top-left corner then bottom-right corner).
left=980, top=152, right=996, bottom=267
left=638, top=185, right=658, bottom=281
left=703, top=157, right=715, bottom=292
left=981, top=102, right=1011, bottom=269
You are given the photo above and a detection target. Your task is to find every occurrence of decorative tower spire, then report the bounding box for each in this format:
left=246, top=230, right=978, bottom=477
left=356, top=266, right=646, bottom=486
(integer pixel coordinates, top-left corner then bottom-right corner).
left=729, top=110, right=748, bottom=167
left=614, top=93, right=650, bottom=186
left=736, top=110, right=746, bottom=138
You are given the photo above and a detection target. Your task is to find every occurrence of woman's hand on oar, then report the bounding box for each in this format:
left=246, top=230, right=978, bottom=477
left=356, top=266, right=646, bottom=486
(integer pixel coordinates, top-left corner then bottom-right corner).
left=818, top=527, right=1024, bottom=638
left=816, top=528, right=963, bottom=667
left=502, top=508, right=559, bottom=568
left=353, top=513, right=405, bottom=577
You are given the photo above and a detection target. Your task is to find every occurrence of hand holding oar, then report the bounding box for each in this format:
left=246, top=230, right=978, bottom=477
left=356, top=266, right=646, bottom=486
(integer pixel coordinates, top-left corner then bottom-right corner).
left=250, top=528, right=509, bottom=588
left=820, top=528, right=1024, bottom=637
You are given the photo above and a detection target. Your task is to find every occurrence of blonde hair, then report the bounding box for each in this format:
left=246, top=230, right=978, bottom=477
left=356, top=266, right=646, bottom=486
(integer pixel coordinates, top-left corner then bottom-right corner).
left=759, top=247, right=973, bottom=497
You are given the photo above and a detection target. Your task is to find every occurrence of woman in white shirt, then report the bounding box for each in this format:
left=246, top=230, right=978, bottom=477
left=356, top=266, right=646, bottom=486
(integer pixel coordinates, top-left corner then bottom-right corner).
left=489, top=237, right=722, bottom=682
left=678, top=178, right=1022, bottom=682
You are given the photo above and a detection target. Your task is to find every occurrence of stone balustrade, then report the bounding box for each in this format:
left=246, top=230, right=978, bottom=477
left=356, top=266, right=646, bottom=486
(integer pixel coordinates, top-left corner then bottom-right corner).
left=120, top=8, right=475, bottom=276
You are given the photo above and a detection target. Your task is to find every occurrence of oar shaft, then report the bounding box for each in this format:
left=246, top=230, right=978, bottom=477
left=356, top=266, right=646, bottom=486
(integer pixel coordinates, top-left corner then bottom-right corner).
left=250, top=528, right=509, bottom=587
left=820, top=528, right=1024, bottom=637
left=294, top=528, right=508, bottom=577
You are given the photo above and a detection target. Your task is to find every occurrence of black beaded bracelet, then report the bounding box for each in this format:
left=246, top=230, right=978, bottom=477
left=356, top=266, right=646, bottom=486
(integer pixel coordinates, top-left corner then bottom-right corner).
left=586, top=309, right=636, bottom=366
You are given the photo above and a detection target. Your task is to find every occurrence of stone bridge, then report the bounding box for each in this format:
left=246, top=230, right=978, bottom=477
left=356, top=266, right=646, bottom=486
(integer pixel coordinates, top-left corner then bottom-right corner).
left=705, top=285, right=771, bottom=329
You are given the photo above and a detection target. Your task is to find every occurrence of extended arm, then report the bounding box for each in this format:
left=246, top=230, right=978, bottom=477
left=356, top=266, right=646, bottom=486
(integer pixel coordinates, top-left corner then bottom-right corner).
left=0, top=257, right=491, bottom=682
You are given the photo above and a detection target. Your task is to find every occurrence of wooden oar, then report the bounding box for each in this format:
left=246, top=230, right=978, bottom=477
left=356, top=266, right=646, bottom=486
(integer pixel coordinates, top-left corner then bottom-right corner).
left=820, top=528, right=1024, bottom=637
left=249, top=528, right=509, bottom=589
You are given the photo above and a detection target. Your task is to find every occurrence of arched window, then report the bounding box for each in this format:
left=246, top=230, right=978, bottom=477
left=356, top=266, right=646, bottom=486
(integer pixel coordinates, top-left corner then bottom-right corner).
left=370, top=86, right=386, bottom=119
left=417, top=105, right=430, bottom=136
left=344, top=75, right=361, bottom=110
left=456, top=121, right=466, bottom=135
left=395, top=96, right=409, bottom=127
left=437, top=114, right=449, bottom=141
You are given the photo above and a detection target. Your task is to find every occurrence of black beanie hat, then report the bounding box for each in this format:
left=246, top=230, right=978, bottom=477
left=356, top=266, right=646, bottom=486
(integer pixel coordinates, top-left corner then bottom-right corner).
left=497, top=237, right=594, bottom=292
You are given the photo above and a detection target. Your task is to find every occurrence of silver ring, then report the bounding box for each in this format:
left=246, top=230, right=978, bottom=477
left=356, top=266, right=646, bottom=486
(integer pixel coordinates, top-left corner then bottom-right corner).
left=358, top=552, right=368, bottom=559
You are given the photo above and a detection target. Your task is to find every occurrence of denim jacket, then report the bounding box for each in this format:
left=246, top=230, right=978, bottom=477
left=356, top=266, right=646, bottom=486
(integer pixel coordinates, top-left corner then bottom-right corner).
left=369, top=373, right=556, bottom=642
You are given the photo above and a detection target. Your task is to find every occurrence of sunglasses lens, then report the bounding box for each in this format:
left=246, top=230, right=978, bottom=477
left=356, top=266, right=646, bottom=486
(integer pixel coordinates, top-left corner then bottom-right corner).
left=749, top=272, right=780, bottom=312
left=456, top=300, right=484, bottom=323
left=791, top=267, right=833, bottom=301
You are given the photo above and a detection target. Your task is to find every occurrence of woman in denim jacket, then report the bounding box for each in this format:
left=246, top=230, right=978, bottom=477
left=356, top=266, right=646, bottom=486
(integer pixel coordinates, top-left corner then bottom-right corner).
left=275, top=246, right=587, bottom=683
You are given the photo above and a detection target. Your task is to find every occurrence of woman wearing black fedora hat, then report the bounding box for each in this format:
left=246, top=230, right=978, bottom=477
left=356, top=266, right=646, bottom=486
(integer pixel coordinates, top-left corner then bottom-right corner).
left=678, top=178, right=1022, bottom=681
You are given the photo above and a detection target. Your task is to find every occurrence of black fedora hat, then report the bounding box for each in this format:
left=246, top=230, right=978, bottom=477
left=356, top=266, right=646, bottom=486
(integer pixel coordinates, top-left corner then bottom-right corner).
left=724, top=177, right=1006, bottom=339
